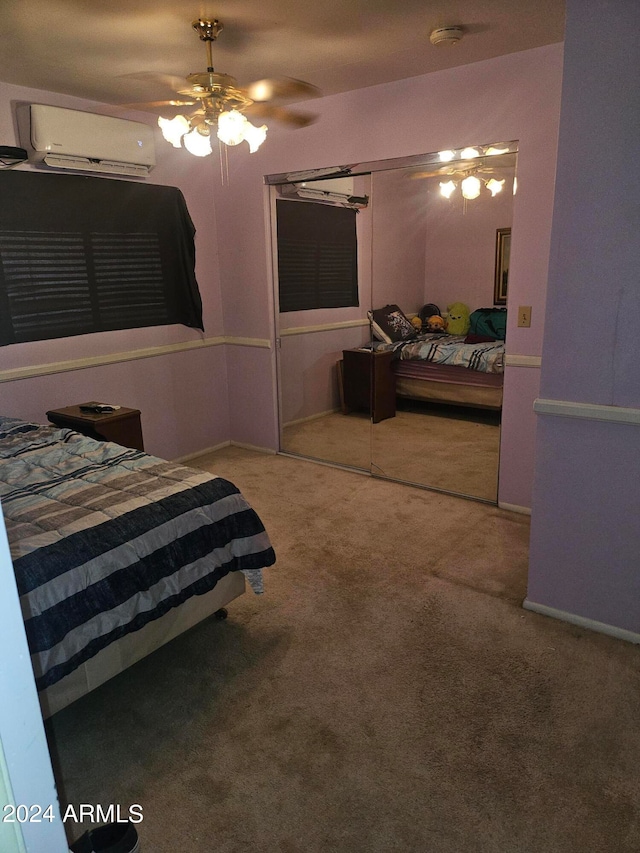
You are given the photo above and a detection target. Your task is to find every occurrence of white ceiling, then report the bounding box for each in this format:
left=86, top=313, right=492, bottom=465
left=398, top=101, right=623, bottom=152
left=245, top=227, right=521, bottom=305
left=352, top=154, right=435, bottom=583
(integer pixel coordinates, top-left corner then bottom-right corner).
left=0, top=0, right=565, bottom=107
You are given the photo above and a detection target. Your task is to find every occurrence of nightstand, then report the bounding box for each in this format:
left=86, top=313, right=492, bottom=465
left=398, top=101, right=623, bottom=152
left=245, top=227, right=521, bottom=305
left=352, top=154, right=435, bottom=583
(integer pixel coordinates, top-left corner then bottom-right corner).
left=46, top=403, right=145, bottom=451
left=342, top=349, right=396, bottom=423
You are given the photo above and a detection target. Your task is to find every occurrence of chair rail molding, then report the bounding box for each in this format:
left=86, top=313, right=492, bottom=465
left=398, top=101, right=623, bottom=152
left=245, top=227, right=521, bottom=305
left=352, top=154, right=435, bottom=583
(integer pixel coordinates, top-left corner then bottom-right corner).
left=534, top=398, right=640, bottom=425
left=0, top=336, right=271, bottom=383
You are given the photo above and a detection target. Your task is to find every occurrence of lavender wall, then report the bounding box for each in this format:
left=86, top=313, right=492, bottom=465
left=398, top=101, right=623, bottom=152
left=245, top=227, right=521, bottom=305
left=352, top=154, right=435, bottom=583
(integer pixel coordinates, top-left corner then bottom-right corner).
left=527, top=0, right=640, bottom=633
left=424, top=181, right=514, bottom=313
left=215, top=44, right=563, bottom=508
left=0, top=44, right=565, bottom=509
left=371, top=168, right=427, bottom=313
left=0, top=81, right=229, bottom=460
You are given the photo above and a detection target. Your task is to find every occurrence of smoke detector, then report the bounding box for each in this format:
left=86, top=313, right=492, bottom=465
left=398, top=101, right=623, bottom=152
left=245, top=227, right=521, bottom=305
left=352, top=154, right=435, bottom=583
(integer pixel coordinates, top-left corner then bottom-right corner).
left=429, top=26, right=464, bottom=46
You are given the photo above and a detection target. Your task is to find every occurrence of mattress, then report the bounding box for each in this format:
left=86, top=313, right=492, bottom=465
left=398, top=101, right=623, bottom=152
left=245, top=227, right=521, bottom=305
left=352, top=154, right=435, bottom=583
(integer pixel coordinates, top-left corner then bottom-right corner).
left=0, top=416, right=276, bottom=692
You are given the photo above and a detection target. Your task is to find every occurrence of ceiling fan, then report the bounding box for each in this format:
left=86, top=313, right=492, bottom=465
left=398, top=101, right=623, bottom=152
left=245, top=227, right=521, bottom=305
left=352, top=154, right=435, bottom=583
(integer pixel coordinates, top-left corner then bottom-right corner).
left=410, top=150, right=517, bottom=200
left=128, top=18, right=320, bottom=157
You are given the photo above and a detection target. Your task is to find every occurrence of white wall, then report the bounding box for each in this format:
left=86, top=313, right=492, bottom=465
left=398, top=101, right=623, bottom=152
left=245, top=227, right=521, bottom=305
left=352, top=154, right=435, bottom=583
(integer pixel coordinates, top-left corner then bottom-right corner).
left=0, top=504, right=68, bottom=853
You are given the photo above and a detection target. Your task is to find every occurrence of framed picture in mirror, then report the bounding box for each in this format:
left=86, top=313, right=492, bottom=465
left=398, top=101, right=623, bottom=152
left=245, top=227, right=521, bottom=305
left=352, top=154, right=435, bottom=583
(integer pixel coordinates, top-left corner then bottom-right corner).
left=494, top=227, right=511, bottom=305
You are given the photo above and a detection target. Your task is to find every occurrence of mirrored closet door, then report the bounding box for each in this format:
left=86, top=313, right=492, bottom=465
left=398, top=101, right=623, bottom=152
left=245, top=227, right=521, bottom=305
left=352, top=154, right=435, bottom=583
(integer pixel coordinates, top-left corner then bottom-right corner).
left=270, top=143, right=517, bottom=502
left=275, top=174, right=373, bottom=472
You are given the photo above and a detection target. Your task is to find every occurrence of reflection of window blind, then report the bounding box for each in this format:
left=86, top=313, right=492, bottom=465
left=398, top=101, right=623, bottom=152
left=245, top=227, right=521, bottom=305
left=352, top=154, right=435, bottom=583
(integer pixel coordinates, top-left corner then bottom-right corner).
left=276, top=199, right=359, bottom=313
left=0, top=171, right=203, bottom=346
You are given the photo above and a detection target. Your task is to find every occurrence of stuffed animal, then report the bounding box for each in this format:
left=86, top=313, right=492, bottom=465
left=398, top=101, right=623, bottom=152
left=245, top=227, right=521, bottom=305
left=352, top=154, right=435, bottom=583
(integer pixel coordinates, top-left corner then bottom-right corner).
left=446, top=302, right=471, bottom=336
left=425, top=315, right=446, bottom=332
left=410, top=315, right=423, bottom=331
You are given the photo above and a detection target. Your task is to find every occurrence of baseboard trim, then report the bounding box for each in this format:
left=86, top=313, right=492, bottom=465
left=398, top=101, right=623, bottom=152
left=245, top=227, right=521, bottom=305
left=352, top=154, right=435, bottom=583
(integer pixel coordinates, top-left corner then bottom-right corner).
left=174, top=440, right=276, bottom=465
left=498, top=501, right=532, bottom=515
left=522, top=599, right=640, bottom=645
left=229, top=441, right=277, bottom=455
left=173, top=442, right=231, bottom=463
left=283, top=408, right=340, bottom=428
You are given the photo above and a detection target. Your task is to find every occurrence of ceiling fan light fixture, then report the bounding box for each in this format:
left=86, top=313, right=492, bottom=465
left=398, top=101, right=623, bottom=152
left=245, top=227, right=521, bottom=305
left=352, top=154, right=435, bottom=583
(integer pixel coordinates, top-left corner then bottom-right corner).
left=439, top=180, right=456, bottom=199
left=183, top=127, right=213, bottom=157
left=217, top=110, right=268, bottom=152
left=486, top=178, right=505, bottom=196
left=152, top=18, right=313, bottom=159
left=461, top=147, right=481, bottom=159
left=158, top=114, right=190, bottom=147
left=461, top=174, right=482, bottom=199
left=438, top=150, right=456, bottom=162
left=217, top=110, right=248, bottom=146
left=243, top=121, right=268, bottom=154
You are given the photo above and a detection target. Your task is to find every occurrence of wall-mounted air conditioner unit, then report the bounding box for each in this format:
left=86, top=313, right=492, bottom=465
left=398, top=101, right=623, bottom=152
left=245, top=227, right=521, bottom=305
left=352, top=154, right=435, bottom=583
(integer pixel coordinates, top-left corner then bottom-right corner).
left=19, top=104, right=156, bottom=177
left=279, top=177, right=368, bottom=208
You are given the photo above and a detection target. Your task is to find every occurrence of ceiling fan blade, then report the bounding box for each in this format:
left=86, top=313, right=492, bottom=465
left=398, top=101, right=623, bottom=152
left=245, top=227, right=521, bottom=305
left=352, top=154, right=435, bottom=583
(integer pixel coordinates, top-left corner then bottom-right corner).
left=244, top=102, right=317, bottom=128
left=116, top=100, right=198, bottom=118
left=244, top=77, right=320, bottom=103
left=119, top=99, right=198, bottom=109
left=117, top=72, right=194, bottom=95
left=410, top=169, right=449, bottom=179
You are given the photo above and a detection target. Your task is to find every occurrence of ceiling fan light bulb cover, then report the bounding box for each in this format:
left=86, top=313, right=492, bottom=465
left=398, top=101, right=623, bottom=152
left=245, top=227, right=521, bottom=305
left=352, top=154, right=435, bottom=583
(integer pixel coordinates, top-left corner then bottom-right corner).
left=158, top=114, right=189, bottom=147
left=183, top=128, right=212, bottom=157
left=461, top=175, right=482, bottom=199
left=243, top=122, right=268, bottom=154
left=217, top=110, right=248, bottom=146
left=439, top=180, right=456, bottom=199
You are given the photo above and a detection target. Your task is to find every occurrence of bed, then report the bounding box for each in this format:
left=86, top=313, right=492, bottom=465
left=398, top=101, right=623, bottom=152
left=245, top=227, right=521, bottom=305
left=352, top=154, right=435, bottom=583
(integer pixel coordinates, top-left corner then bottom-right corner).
left=376, top=333, right=505, bottom=410
left=0, top=416, right=276, bottom=717
left=368, top=304, right=505, bottom=411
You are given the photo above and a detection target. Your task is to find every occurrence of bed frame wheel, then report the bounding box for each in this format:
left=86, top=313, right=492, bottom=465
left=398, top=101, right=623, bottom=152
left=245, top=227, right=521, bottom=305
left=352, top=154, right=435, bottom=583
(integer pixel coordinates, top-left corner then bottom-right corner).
left=214, top=607, right=228, bottom=620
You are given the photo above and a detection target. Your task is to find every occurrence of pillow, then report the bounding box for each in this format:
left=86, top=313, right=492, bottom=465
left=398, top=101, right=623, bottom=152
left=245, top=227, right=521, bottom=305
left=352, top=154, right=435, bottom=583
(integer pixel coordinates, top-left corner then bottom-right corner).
left=469, top=308, right=507, bottom=340
left=368, top=304, right=417, bottom=343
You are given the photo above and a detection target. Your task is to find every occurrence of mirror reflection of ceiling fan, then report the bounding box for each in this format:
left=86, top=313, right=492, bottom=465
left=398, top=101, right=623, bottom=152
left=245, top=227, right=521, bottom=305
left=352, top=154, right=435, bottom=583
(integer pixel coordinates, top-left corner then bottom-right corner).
left=411, top=146, right=516, bottom=199
left=411, top=149, right=517, bottom=200
left=124, top=18, right=320, bottom=157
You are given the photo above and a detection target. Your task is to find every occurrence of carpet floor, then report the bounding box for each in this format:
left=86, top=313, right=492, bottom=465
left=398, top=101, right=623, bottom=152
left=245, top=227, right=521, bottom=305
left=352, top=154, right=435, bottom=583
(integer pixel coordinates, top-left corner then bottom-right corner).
left=48, top=447, right=640, bottom=853
left=282, top=401, right=500, bottom=502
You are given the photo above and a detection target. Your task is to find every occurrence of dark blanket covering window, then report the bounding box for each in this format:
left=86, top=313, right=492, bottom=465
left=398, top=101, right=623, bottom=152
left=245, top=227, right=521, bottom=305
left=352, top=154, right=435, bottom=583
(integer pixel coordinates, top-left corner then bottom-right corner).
left=0, top=170, right=203, bottom=345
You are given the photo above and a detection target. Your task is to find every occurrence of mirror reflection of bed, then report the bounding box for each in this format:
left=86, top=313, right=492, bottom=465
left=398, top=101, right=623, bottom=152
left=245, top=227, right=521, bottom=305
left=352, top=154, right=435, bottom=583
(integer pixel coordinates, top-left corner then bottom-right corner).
left=274, top=143, right=516, bottom=503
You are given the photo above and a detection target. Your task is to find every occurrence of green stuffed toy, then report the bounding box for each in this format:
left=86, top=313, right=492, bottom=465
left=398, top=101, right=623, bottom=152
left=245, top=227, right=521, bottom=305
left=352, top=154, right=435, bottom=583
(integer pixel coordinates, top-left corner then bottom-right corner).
left=446, top=302, right=471, bottom=336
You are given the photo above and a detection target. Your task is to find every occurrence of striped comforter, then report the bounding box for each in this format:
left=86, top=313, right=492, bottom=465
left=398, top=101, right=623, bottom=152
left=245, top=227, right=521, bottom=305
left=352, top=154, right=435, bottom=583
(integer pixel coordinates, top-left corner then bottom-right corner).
left=374, top=333, right=505, bottom=374
left=0, top=417, right=275, bottom=690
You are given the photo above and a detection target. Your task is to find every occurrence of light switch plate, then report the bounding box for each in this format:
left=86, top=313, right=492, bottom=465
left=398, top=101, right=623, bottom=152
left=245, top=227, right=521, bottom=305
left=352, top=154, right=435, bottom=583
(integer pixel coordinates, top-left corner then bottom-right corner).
left=518, top=306, right=532, bottom=327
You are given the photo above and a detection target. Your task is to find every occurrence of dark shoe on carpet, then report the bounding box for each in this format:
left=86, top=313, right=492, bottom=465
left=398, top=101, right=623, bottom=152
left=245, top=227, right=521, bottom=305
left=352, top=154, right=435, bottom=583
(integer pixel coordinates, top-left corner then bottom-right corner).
left=69, top=821, right=140, bottom=853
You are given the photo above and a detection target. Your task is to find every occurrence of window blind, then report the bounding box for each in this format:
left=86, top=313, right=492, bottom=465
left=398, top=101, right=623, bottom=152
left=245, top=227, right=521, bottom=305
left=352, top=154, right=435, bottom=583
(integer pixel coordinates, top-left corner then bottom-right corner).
left=276, top=199, right=359, bottom=313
